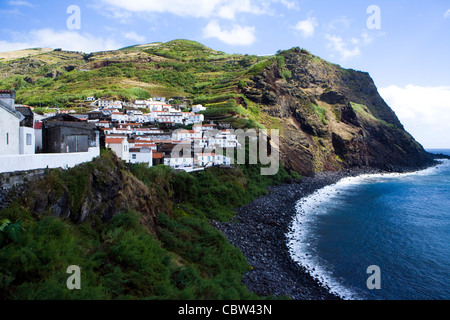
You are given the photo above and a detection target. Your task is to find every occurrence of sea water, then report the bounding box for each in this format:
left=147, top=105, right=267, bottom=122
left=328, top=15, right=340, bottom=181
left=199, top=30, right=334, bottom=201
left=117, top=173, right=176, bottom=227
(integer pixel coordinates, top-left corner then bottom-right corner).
left=287, top=150, right=450, bottom=300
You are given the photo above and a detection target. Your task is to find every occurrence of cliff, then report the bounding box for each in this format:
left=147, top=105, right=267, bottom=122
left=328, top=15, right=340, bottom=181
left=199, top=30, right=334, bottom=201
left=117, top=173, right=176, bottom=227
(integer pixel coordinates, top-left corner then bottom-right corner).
left=240, top=48, right=431, bottom=175
left=19, top=150, right=162, bottom=232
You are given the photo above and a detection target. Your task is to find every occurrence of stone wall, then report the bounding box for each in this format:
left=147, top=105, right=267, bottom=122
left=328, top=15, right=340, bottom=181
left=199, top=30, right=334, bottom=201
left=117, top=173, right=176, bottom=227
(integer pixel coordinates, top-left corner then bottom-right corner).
left=0, top=169, right=46, bottom=209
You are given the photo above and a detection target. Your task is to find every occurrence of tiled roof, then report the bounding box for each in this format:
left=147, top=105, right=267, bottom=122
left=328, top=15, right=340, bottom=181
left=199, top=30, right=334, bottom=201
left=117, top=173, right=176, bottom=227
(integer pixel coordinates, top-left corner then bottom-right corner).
left=105, top=137, right=125, bottom=144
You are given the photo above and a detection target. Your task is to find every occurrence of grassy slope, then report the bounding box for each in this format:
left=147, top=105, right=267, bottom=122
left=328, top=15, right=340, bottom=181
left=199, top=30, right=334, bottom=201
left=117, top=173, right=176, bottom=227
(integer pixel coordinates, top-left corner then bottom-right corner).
left=0, top=150, right=298, bottom=299
left=0, top=40, right=277, bottom=128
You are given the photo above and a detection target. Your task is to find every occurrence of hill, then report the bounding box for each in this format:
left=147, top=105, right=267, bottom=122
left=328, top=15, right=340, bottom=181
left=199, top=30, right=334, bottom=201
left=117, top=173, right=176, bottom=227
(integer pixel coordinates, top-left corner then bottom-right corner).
left=0, top=39, right=433, bottom=175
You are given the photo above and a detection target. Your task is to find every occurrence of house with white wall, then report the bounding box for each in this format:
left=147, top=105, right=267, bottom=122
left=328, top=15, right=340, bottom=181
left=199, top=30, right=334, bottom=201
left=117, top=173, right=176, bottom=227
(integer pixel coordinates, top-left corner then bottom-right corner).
left=172, top=129, right=202, bottom=141
left=0, top=90, right=22, bottom=155
left=105, top=137, right=129, bottom=162
left=192, top=104, right=206, bottom=113
left=111, top=112, right=128, bottom=123
left=164, top=154, right=194, bottom=169
left=129, top=147, right=153, bottom=166
left=16, top=106, right=36, bottom=155
left=195, top=153, right=216, bottom=167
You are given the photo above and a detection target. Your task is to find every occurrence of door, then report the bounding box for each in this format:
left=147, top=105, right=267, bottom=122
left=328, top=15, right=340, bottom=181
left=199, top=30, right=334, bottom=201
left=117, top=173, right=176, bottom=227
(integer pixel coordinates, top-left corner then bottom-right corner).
left=66, top=135, right=89, bottom=152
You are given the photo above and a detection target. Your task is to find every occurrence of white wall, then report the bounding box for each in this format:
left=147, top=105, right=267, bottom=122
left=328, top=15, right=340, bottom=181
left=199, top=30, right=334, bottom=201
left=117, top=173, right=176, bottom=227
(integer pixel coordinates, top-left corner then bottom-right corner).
left=0, top=147, right=100, bottom=173
left=164, top=157, right=194, bottom=168
left=19, top=126, right=35, bottom=155
left=107, top=140, right=129, bottom=162
left=0, top=108, right=20, bottom=155
left=129, top=150, right=153, bottom=166
left=35, top=128, right=43, bottom=153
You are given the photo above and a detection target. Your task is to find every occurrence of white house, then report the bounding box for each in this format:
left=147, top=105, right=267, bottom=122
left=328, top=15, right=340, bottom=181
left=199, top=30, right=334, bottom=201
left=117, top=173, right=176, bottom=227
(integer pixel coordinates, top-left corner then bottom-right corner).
left=186, top=113, right=204, bottom=125
left=164, top=154, right=194, bottom=169
left=0, top=90, right=22, bottom=155
left=129, top=147, right=153, bottom=166
left=192, top=104, right=206, bottom=113
left=111, top=112, right=128, bottom=123
left=215, top=154, right=232, bottom=166
left=98, top=100, right=123, bottom=109
left=19, top=126, right=35, bottom=155
left=105, top=137, right=129, bottom=162
left=16, top=106, right=36, bottom=155
left=195, top=153, right=216, bottom=167
left=172, top=129, right=202, bottom=141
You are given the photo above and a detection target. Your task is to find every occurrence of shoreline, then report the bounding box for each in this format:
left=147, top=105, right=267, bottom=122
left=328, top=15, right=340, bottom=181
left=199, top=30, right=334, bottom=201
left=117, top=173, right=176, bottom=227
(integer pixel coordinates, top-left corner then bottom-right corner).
left=212, top=163, right=437, bottom=300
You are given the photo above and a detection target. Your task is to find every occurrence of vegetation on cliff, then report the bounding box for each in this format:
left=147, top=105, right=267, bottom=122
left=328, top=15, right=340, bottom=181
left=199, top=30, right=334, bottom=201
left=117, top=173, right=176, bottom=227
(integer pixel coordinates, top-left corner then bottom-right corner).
left=0, top=150, right=298, bottom=299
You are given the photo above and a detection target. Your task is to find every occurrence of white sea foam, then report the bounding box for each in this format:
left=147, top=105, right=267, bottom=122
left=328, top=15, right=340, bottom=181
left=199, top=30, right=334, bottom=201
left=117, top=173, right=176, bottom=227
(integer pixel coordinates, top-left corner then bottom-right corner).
left=286, top=159, right=450, bottom=300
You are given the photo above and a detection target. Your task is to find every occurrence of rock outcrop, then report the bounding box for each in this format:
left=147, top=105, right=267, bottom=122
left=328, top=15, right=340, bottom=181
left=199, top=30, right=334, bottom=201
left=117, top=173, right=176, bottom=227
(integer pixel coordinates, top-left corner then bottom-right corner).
left=20, top=151, right=160, bottom=232
left=241, top=48, right=432, bottom=175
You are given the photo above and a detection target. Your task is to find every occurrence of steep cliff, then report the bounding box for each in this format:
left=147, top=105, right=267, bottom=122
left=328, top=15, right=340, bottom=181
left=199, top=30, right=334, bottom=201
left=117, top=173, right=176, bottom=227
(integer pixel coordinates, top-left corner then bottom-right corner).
left=241, top=48, right=431, bottom=175
left=21, top=150, right=162, bottom=232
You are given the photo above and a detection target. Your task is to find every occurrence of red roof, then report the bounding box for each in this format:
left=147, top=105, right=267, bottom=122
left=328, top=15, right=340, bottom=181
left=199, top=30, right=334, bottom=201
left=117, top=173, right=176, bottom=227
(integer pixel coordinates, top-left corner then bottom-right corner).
left=152, top=152, right=164, bottom=159
left=135, top=143, right=156, bottom=147
left=105, top=138, right=125, bottom=144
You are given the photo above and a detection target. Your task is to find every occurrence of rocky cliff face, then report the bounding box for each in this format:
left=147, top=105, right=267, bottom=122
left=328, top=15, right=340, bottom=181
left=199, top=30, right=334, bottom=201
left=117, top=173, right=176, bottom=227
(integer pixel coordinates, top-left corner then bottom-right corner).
left=20, top=151, right=161, bottom=232
left=241, top=48, right=431, bottom=176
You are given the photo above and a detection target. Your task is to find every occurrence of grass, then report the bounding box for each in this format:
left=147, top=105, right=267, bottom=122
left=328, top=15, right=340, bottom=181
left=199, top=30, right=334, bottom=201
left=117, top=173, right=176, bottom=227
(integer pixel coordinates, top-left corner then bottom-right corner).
left=313, top=104, right=329, bottom=125
left=0, top=149, right=301, bottom=300
left=350, top=102, right=397, bottom=128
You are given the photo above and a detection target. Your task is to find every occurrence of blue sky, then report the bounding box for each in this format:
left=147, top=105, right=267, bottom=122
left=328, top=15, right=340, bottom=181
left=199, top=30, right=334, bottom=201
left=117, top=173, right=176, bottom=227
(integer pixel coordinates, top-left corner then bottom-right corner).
left=1, top=0, right=450, bottom=148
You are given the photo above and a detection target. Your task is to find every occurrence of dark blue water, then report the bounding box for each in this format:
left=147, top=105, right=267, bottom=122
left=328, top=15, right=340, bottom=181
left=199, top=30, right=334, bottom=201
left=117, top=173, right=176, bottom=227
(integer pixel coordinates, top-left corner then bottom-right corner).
left=288, top=150, right=450, bottom=300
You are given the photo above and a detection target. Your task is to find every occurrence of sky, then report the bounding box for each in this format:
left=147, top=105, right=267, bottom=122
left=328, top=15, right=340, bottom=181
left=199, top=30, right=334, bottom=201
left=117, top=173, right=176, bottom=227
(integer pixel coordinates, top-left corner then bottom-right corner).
left=0, top=0, right=449, bottom=148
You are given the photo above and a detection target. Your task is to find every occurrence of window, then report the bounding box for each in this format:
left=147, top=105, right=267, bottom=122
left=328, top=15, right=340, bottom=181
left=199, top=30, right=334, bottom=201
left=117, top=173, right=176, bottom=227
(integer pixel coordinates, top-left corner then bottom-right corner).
left=6, top=133, right=9, bottom=145
left=132, top=154, right=136, bottom=160
left=26, top=133, right=32, bottom=145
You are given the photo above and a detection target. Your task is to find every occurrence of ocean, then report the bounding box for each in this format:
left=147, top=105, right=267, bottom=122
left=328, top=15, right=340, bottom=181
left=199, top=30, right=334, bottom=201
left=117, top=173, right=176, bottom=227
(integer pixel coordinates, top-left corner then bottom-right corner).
left=287, top=149, right=450, bottom=300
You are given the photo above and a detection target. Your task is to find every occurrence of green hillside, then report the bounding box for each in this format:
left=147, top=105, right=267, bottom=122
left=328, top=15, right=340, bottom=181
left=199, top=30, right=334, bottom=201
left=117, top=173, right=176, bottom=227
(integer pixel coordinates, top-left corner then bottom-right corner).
left=0, top=39, right=270, bottom=128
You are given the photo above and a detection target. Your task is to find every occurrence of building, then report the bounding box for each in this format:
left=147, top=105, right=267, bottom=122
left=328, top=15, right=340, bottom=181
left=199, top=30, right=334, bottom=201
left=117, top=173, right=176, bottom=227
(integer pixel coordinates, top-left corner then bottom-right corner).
left=42, top=114, right=100, bottom=153
left=195, top=153, right=216, bottom=167
left=192, top=104, right=206, bottom=113
left=172, top=129, right=202, bottom=141
left=105, top=136, right=129, bottom=161
left=98, top=100, right=123, bottom=109
left=0, top=90, right=22, bottom=155
left=164, top=154, right=194, bottom=169
left=16, top=106, right=36, bottom=155
left=129, top=147, right=153, bottom=166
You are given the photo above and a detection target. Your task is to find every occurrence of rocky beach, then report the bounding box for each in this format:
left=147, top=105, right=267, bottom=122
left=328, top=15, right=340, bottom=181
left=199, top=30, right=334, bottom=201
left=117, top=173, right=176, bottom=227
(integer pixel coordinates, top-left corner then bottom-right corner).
left=212, top=165, right=434, bottom=300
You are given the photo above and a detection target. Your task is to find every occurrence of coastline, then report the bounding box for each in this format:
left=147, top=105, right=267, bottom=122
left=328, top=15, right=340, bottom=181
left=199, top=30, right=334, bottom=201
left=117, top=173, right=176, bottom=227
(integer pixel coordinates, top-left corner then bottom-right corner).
left=212, top=163, right=437, bottom=300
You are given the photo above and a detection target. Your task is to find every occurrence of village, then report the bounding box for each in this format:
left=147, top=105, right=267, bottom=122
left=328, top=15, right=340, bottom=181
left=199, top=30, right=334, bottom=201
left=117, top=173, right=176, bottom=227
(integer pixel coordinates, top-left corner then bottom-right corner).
left=0, top=89, right=240, bottom=174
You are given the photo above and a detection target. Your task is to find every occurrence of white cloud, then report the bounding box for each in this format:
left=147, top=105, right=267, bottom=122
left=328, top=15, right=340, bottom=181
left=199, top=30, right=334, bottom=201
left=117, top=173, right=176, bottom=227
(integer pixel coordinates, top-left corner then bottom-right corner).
left=324, top=30, right=378, bottom=61
left=122, top=31, right=146, bottom=43
left=203, top=20, right=256, bottom=46
left=8, top=0, right=33, bottom=7
left=294, top=17, right=318, bottom=38
left=325, top=34, right=361, bottom=61
left=444, top=9, right=450, bottom=18
left=100, top=0, right=268, bottom=20
left=278, top=0, right=299, bottom=10
left=0, top=29, right=123, bottom=53
left=326, top=16, right=352, bottom=31
left=379, top=85, right=450, bottom=148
